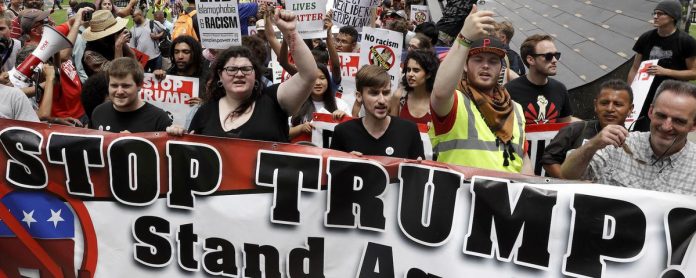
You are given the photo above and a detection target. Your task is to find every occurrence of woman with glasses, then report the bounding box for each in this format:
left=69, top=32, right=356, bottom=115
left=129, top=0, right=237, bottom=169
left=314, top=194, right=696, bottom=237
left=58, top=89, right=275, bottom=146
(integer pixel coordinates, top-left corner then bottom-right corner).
left=171, top=8, right=317, bottom=142
left=289, top=63, right=351, bottom=142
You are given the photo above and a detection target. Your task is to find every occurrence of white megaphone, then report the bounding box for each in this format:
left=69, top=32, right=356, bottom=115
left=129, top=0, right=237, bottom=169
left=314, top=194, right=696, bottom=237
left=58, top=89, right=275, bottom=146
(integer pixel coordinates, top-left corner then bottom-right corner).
left=9, top=25, right=73, bottom=88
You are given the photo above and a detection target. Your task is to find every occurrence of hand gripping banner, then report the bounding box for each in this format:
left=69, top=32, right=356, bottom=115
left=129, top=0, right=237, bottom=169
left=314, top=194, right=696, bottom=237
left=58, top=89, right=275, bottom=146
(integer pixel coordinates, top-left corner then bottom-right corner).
left=0, top=119, right=695, bottom=277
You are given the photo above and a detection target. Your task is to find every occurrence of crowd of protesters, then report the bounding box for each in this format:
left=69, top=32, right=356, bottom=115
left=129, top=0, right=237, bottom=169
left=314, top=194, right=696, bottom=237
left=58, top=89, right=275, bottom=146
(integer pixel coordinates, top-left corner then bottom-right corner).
left=0, top=0, right=695, bottom=195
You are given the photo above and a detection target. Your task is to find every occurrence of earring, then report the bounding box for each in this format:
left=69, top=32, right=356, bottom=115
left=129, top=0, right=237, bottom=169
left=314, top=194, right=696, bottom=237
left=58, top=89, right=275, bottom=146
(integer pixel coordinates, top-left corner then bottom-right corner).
left=217, top=80, right=223, bottom=87
left=253, top=80, right=260, bottom=92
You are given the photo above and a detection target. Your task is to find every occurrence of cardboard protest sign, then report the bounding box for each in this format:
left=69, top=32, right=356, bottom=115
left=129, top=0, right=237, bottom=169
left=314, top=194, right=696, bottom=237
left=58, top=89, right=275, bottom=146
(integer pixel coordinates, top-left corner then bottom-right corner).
left=287, top=0, right=327, bottom=39
left=627, top=59, right=658, bottom=130
left=410, top=5, right=430, bottom=25
left=332, top=0, right=378, bottom=30
left=336, top=52, right=360, bottom=108
left=140, top=73, right=199, bottom=126
left=359, top=27, right=404, bottom=91
left=196, top=0, right=242, bottom=48
left=1, top=119, right=696, bottom=277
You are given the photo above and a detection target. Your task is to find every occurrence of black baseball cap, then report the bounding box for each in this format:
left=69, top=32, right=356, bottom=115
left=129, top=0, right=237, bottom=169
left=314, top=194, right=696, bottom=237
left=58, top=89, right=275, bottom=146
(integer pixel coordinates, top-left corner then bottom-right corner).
left=468, top=36, right=507, bottom=59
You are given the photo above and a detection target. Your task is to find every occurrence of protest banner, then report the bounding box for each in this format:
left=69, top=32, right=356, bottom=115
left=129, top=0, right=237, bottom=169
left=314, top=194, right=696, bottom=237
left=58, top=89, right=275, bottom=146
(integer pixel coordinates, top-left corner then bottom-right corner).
left=336, top=52, right=360, bottom=108
left=410, top=5, right=430, bottom=25
left=627, top=59, right=658, bottom=129
left=196, top=0, right=242, bottom=49
left=287, top=0, right=327, bottom=39
left=1, top=119, right=696, bottom=277
left=332, top=0, right=378, bottom=31
left=139, top=73, right=199, bottom=127
left=525, top=123, right=566, bottom=176
left=359, top=27, right=403, bottom=91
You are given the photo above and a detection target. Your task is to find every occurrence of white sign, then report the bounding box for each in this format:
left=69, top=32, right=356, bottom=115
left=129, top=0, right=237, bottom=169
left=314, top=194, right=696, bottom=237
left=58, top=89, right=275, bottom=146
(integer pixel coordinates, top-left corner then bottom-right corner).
left=248, top=25, right=257, bottom=36
left=287, top=0, right=327, bottom=39
left=410, top=5, right=430, bottom=25
left=196, top=0, right=242, bottom=48
left=359, top=27, right=404, bottom=91
left=336, top=52, right=360, bottom=109
left=627, top=59, right=658, bottom=129
left=140, top=73, right=199, bottom=126
left=332, top=0, right=378, bottom=31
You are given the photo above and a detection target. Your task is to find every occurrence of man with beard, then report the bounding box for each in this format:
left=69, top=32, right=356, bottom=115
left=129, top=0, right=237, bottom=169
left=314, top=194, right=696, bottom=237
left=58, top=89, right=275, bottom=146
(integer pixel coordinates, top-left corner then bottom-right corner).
left=562, top=80, right=696, bottom=196
left=129, top=9, right=165, bottom=73
left=154, top=35, right=208, bottom=99
left=330, top=65, right=424, bottom=159
left=430, top=5, right=531, bottom=173
left=505, top=34, right=573, bottom=125
left=542, top=79, right=633, bottom=178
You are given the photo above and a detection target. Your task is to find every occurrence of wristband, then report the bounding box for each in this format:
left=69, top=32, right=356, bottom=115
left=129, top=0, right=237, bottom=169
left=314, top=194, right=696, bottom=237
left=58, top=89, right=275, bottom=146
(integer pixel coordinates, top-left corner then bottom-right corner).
left=457, top=33, right=473, bottom=48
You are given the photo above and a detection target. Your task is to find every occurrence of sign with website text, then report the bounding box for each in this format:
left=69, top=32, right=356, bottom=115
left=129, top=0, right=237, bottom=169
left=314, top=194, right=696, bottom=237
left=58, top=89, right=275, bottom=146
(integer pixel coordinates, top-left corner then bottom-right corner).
left=1, top=120, right=696, bottom=277
left=196, top=0, right=242, bottom=48
left=359, top=27, right=403, bottom=91
left=140, top=73, right=199, bottom=126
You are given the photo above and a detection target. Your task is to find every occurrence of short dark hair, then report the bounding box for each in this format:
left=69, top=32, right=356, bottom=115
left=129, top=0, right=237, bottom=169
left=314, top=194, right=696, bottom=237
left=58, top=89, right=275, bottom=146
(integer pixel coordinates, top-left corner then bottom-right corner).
left=338, top=25, right=359, bottom=44
left=356, top=65, right=390, bottom=92
left=242, top=35, right=268, bottom=68
left=598, top=79, right=633, bottom=102
left=74, top=1, right=96, bottom=14
left=414, top=22, right=438, bottom=46
left=81, top=72, right=109, bottom=121
left=519, top=34, right=553, bottom=67
left=107, top=57, right=144, bottom=85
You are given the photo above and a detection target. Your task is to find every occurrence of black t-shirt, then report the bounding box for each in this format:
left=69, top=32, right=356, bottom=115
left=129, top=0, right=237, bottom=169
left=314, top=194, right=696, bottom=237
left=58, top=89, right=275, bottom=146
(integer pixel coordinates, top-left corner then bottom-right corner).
left=90, top=102, right=173, bottom=133
left=330, top=117, right=424, bottom=159
left=188, top=84, right=290, bottom=143
left=540, top=120, right=600, bottom=165
left=632, top=29, right=696, bottom=131
left=504, top=46, right=526, bottom=76
left=505, top=76, right=573, bottom=124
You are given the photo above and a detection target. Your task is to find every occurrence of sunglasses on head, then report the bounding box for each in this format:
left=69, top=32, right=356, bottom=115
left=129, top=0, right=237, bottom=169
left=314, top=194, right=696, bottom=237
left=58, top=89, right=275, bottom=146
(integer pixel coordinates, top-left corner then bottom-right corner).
left=531, top=52, right=561, bottom=61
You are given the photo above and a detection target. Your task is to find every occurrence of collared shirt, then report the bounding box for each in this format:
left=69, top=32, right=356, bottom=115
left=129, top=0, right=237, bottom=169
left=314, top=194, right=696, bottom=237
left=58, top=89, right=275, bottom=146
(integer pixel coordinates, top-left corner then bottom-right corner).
left=584, top=132, right=696, bottom=196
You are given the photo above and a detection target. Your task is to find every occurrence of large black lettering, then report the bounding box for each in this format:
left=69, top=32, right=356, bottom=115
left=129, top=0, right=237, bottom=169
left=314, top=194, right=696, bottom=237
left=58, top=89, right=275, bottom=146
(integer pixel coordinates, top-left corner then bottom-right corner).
left=325, top=158, right=388, bottom=231
left=357, top=242, right=394, bottom=278
left=563, top=194, right=646, bottom=277
left=47, top=133, right=104, bottom=196
left=405, top=268, right=441, bottom=278
left=256, top=151, right=321, bottom=224
left=167, top=141, right=221, bottom=209
left=398, top=165, right=461, bottom=246
left=659, top=208, right=696, bottom=278
left=202, top=237, right=238, bottom=276
left=108, top=137, right=159, bottom=206
left=132, top=216, right=172, bottom=267
left=0, top=127, right=46, bottom=188
left=243, top=243, right=281, bottom=278
left=464, top=177, right=557, bottom=269
left=176, top=223, right=200, bottom=271
left=288, top=237, right=325, bottom=277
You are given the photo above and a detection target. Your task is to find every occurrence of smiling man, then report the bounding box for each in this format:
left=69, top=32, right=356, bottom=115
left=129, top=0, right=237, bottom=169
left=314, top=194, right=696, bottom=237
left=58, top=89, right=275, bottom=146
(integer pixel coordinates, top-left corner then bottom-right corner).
left=90, top=57, right=172, bottom=133
left=505, top=34, right=573, bottom=125
left=561, top=80, right=696, bottom=196
left=429, top=5, right=532, bottom=174
left=542, top=79, right=633, bottom=178
left=330, top=65, right=424, bottom=159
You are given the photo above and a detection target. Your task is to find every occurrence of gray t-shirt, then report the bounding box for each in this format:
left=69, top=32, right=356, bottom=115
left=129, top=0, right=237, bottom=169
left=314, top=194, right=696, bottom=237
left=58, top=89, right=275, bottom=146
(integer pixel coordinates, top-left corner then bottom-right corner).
left=0, top=84, right=39, bottom=122
left=129, top=19, right=165, bottom=60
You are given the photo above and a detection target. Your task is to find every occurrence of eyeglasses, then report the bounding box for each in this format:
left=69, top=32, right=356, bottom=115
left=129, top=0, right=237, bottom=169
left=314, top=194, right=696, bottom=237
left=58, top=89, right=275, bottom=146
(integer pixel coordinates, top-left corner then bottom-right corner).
left=222, top=66, right=254, bottom=76
left=530, top=52, right=561, bottom=61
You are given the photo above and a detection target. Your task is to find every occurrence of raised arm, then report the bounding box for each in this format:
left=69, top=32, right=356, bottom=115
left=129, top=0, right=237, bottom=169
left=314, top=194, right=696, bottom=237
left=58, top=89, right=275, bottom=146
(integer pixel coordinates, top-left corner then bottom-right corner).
left=626, top=53, right=642, bottom=84
left=431, top=5, right=494, bottom=117
left=274, top=8, right=318, bottom=115
left=115, top=0, right=137, bottom=18
left=278, top=40, right=298, bottom=75
left=324, top=11, right=342, bottom=85
left=61, top=7, right=93, bottom=63
left=264, top=13, right=282, bottom=58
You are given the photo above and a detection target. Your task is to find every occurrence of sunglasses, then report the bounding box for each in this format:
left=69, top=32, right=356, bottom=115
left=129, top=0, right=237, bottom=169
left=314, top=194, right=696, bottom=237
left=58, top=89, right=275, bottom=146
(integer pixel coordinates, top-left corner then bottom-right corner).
left=531, top=52, right=561, bottom=61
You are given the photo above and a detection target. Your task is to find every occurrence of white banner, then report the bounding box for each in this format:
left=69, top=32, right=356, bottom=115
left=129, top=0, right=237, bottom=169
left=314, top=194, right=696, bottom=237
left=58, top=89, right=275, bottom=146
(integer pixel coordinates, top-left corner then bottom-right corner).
left=287, top=0, right=327, bottom=39
left=332, top=0, right=377, bottom=31
left=627, top=59, right=658, bottom=129
left=140, top=73, right=199, bottom=126
left=410, top=5, right=430, bottom=25
left=359, top=27, right=403, bottom=92
left=196, top=0, right=242, bottom=49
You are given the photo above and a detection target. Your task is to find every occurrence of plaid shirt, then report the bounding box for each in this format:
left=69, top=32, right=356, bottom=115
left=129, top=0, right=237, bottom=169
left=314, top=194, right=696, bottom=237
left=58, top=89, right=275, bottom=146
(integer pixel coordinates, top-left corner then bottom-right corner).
left=584, top=132, right=696, bottom=196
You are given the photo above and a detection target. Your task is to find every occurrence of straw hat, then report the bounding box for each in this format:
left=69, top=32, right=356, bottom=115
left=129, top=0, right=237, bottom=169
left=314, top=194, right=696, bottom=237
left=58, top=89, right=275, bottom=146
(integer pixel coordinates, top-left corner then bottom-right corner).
left=82, top=10, right=128, bottom=42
